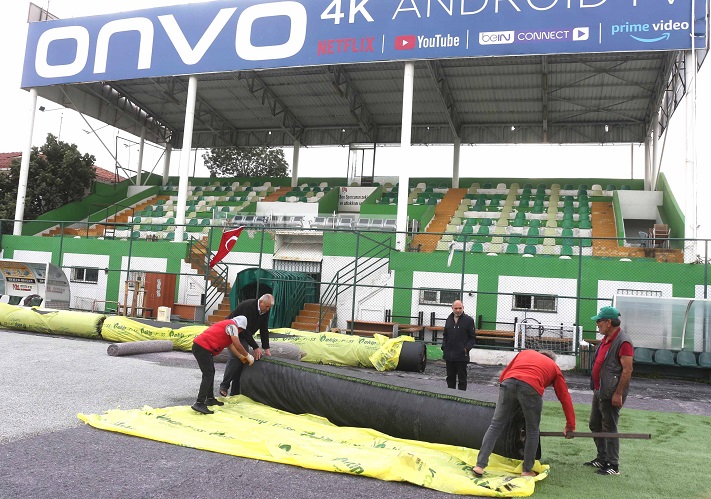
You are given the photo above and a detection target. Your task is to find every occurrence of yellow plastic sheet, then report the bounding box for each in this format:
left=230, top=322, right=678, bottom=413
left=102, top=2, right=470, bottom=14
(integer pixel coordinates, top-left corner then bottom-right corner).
left=369, top=334, right=414, bottom=372
left=100, top=316, right=207, bottom=351
left=0, top=302, right=104, bottom=338
left=79, top=396, right=548, bottom=497
left=266, top=328, right=408, bottom=370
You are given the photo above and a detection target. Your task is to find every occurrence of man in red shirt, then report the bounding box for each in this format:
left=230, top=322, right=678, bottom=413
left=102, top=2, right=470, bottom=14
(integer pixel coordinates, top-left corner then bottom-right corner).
left=585, top=306, right=634, bottom=475
left=191, top=316, right=254, bottom=414
left=471, top=349, right=575, bottom=478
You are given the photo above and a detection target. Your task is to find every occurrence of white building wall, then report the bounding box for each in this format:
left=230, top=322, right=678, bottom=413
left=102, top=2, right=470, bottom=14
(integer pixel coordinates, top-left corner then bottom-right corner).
left=497, top=275, right=577, bottom=327
left=62, top=253, right=110, bottom=310
left=412, top=271, right=478, bottom=325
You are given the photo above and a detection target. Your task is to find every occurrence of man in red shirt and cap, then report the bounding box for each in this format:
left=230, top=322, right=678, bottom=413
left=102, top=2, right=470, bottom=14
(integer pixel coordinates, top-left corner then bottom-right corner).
left=191, top=315, right=254, bottom=415
left=584, top=306, right=634, bottom=476
left=472, top=349, right=575, bottom=478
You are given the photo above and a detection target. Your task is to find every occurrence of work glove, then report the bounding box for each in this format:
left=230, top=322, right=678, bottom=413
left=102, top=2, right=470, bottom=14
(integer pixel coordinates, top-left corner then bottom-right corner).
left=240, top=353, right=255, bottom=366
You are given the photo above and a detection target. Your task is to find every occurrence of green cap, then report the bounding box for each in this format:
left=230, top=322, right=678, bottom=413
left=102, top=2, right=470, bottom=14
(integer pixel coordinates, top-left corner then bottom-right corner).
left=591, top=306, right=620, bottom=321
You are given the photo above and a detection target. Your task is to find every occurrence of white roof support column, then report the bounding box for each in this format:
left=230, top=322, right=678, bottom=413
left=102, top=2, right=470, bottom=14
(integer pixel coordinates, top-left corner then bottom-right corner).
left=452, top=137, right=461, bottom=189
left=684, top=49, right=698, bottom=260
left=175, top=76, right=198, bottom=243
left=651, top=116, right=661, bottom=191
left=644, top=136, right=651, bottom=190
left=396, top=62, right=415, bottom=251
left=162, top=144, right=172, bottom=186
left=13, top=88, right=38, bottom=236
left=136, top=126, right=145, bottom=186
left=291, top=139, right=300, bottom=188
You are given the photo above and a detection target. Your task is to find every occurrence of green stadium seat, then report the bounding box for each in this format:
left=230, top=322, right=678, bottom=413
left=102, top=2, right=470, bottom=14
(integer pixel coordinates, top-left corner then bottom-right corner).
left=579, top=220, right=592, bottom=230
left=699, top=352, right=711, bottom=367
left=527, top=227, right=540, bottom=237
left=505, top=244, right=519, bottom=254
left=529, top=219, right=541, bottom=229
left=524, top=245, right=537, bottom=255
left=606, top=184, right=616, bottom=191
left=480, top=218, right=493, bottom=227
left=633, top=347, right=653, bottom=363
left=654, top=349, right=675, bottom=365
left=676, top=351, right=698, bottom=367
left=621, top=184, right=631, bottom=190
left=560, top=245, right=574, bottom=257
left=471, top=243, right=484, bottom=253
left=563, top=184, right=574, bottom=190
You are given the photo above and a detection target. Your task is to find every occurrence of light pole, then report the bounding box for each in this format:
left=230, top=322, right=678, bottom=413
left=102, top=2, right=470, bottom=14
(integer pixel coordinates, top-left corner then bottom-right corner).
left=38, top=105, right=64, bottom=140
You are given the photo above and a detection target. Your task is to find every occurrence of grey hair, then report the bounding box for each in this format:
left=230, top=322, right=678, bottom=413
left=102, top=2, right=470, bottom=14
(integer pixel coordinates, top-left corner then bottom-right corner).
left=539, top=350, right=557, bottom=361
left=259, top=294, right=274, bottom=305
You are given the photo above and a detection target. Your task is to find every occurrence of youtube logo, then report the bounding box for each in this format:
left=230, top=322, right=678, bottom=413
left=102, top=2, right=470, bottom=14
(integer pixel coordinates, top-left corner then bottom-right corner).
left=395, top=35, right=416, bottom=50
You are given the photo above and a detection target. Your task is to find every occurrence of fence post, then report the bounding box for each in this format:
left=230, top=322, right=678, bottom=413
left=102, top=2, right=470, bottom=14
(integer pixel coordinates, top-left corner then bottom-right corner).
left=350, top=231, right=360, bottom=334
left=256, top=225, right=265, bottom=299
left=705, top=240, right=709, bottom=299
left=575, top=241, right=583, bottom=326
left=57, top=222, right=65, bottom=267
left=460, top=234, right=467, bottom=294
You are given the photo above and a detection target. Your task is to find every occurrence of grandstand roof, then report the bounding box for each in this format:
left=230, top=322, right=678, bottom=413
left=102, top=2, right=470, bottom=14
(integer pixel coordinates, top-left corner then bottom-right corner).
left=29, top=1, right=703, bottom=151
left=36, top=51, right=683, bottom=149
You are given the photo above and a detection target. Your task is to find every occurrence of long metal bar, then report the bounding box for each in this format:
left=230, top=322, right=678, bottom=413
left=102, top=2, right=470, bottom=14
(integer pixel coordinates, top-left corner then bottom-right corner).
left=539, top=431, right=651, bottom=439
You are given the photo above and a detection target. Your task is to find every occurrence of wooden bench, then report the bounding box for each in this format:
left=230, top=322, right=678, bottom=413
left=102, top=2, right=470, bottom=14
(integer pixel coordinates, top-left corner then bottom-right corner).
left=331, top=320, right=424, bottom=339
left=477, top=330, right=515, bottom=348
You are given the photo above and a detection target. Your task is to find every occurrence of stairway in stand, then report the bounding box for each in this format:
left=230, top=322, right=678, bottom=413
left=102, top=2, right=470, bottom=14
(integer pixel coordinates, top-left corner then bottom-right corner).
left=410, top=188, right=467, bottom=253
left=291, top=303, right=336, bottom=332
left=44, top=195, right=170, bottom=237
left=590, top=202, right=682, bottom=262
left=184, top=238, right=233, bottom=324
left=262, top=186, right=292, bottom=202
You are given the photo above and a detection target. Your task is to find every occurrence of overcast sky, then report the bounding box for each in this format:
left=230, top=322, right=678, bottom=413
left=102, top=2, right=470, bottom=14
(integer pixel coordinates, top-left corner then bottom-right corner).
left=0, top=1, right=708, bottom=236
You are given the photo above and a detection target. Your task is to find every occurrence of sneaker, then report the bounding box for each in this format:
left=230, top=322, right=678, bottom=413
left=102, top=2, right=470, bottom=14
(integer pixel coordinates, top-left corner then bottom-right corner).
left=205, top=398, right=224, bottom=406
left=191, top=403, right=214, bottom=415
left=583, top=458, right=606, bottom=468
left=597, top=464, right=620, bottom=475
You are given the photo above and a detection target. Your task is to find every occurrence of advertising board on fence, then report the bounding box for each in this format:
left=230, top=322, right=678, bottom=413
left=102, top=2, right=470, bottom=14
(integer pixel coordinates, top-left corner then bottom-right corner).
left=339, top=186, right=376, bottom=212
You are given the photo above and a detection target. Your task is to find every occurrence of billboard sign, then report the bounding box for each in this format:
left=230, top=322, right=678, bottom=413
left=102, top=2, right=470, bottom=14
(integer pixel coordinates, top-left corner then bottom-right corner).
left=22, top=0, right=708, bottom=88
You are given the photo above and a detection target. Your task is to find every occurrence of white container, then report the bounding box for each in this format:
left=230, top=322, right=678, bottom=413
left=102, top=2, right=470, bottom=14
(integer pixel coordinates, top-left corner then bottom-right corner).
left=157, top=306, right=171, bottom=322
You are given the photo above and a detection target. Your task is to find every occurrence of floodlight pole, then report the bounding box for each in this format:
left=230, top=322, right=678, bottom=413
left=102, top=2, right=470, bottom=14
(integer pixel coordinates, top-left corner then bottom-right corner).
left=452, top=137, right=461, bottom=189
left=396, top=62, right=415, bottom=251
left=14, top=88, right=38, bottom=236
left=175, top=76, right=198, bottom=243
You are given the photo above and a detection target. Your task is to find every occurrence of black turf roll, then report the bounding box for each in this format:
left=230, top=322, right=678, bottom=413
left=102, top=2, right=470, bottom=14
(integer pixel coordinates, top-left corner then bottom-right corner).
left=106, top=340, right=174, bottom=357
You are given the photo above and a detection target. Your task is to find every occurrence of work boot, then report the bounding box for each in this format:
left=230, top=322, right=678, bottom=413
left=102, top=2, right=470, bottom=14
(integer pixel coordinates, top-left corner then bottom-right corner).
left=205, top=398, right=224, bottom=406
left=191, top=402, right=214, bottom=415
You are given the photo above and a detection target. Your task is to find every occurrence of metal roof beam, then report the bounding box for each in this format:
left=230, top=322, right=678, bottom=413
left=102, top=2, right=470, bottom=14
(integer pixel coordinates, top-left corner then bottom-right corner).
left=324, top=66, right=378, bottom=142
left=156, top=77, right=242, bottom=148
left=426, top=60, right=461, bottom=139
left=238, top=72, right=306, bottom=144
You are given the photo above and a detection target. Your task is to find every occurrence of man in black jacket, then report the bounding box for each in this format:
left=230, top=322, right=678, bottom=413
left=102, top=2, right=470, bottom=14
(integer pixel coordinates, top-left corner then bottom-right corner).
left=442, top=299, right=476, bottom=390
left=219, top=294, right=274, bottom=396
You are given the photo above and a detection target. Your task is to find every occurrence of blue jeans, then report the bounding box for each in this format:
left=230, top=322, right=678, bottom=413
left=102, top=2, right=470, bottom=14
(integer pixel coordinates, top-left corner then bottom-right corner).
left=476, top=378, right=543, bottom=472
left=589, top=390, right=622, bottom=466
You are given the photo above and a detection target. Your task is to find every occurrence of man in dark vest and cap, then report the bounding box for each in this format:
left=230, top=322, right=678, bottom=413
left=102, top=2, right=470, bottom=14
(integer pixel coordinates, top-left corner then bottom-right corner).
left=585, top=306, right=634, bottom=476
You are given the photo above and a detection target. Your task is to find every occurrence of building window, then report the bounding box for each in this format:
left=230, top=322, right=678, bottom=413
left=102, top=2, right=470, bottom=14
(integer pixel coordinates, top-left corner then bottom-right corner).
left=419, top=289, right=461, bottom=306
left=512, top=294, right=557, bottom=312
left=71, top=267, right=99, bottom=284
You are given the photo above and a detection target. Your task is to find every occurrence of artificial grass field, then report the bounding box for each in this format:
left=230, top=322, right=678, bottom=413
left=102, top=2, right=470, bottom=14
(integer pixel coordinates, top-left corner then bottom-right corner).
left=534, top=402, right=711, bottom=498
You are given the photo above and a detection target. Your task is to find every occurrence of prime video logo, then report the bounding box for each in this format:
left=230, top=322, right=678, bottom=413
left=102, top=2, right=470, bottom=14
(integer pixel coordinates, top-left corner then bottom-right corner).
left=611, top=19, right=689, bottom=43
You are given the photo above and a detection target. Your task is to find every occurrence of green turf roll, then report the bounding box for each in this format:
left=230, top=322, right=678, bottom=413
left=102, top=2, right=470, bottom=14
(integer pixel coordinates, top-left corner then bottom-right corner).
left=100, top=316, right=207, bottom=351
left=0, top=303, right=104, bottom=338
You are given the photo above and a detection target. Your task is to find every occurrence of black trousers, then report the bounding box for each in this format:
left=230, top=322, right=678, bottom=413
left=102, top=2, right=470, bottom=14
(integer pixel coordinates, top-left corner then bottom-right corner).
left=192, top=343, right=215, bottom=403
left=220, top=336, right=251, bottom=396
left=446, top=360, right=468, bottom=390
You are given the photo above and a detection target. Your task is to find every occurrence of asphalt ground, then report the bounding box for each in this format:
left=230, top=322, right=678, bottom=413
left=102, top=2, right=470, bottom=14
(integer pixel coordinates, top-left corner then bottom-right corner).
left=2, top=328, right=711, bottom=499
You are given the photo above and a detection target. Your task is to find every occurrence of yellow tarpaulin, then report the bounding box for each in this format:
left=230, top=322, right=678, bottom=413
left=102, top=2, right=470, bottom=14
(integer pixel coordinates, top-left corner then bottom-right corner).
left=79, top=396, right=548, bottom=497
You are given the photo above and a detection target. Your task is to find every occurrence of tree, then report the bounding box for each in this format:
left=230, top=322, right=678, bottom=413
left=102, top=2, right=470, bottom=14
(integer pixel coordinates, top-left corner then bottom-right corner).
left=0, top=134, right=96, bottom=227
left=202, top=146, right=289, bottom=178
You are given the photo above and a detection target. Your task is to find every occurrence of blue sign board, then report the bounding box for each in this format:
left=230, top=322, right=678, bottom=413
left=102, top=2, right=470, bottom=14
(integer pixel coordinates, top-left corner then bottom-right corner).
left=22, top=0, right=708, bottom=88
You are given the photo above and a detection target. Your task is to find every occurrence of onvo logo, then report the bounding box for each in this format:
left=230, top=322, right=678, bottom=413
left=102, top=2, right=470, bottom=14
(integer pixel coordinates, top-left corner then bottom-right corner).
left=34, top=2, right=307, bottom=79
left=479, top=31, right=515, bottom=45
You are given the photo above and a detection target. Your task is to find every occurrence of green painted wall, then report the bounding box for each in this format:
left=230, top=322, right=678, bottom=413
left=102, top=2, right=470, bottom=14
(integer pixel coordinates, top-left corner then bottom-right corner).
left=656, top=173, right=685, bottom=243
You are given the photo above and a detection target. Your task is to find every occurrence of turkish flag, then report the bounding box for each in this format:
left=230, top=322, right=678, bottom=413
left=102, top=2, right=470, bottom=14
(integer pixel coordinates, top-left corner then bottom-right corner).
left=209, top=227, right=244, bottom=268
